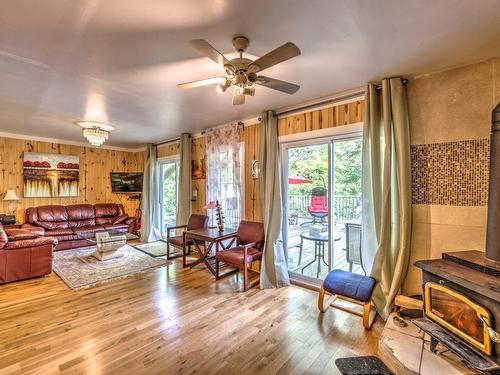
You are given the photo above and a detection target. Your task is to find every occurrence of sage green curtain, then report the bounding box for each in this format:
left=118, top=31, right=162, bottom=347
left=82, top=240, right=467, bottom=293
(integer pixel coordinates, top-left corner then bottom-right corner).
left=177, top=133, right=192, bottom=226
left=141, top=144, right=161, bottom=242
left=259, top=110, right=290, bottom=288
left=361, top=78, right=412, bottom=320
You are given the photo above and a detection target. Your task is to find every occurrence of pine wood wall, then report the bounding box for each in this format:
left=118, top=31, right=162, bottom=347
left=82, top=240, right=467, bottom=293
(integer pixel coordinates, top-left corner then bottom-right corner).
left=0, top=137, right=144, bottom=222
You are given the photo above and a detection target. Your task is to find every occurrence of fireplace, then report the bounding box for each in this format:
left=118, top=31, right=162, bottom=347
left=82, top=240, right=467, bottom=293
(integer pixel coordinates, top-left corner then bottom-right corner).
left=412, top=103, right=500, bottom=374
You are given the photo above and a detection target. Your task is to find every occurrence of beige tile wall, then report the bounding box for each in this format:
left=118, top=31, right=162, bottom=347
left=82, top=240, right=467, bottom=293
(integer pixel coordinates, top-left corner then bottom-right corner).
left=403, top=57, right=500, bottom=296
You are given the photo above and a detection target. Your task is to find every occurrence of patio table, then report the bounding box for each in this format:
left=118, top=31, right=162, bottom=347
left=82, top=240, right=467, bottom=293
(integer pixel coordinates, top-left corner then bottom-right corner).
left=299, top=231, right=340, bottom=278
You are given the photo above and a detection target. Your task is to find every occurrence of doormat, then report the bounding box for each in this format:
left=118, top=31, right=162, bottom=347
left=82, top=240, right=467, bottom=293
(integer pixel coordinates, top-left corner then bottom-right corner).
left=133, top=240, right=167, bottom=257
left=335, top=356, right=392, bottom=375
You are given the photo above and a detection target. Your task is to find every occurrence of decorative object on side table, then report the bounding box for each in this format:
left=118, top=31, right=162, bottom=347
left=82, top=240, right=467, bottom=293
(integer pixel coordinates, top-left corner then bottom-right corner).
left=215, top=200, right=224, bottom=232
left=3, top=189, right=20, bottom=216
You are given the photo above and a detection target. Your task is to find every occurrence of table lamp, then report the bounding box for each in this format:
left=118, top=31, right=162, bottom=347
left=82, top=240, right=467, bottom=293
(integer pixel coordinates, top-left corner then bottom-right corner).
left=203, top=200, right=218, bottom=228
left=3, top=189, right=20, bottom=216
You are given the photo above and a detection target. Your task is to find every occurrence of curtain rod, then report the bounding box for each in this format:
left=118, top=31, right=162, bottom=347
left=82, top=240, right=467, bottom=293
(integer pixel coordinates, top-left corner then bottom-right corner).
left=274, top=78, right=408, bottom=118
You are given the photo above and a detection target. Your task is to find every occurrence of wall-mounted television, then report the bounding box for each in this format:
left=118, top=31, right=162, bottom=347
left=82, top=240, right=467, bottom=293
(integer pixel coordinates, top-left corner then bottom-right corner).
left=110, top=172, right=143, bottom=193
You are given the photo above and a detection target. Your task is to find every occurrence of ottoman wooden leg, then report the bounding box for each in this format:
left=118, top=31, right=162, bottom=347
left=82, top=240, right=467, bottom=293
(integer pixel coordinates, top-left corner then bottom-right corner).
left=362, top=301, right=376, bottom=329
left=318, top=287, right=326, bottom=312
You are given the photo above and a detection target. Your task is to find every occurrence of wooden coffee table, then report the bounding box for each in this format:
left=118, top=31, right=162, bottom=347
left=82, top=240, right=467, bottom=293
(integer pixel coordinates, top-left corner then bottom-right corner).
left=77, top=231, right=139, bottom=260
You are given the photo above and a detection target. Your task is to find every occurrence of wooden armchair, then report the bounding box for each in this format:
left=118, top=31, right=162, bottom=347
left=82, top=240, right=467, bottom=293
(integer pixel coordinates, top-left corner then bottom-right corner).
left=166, top=214, right=208, bottom=262
left=215, top=221, right=265, bottom=292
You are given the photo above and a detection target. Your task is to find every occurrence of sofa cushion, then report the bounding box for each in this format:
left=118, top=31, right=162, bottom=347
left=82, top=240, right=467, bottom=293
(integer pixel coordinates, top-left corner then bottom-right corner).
left=53, top=234, right=79, bottom=242
left=5, top=229, right=38, bottom=241
left=72, top=225, right=105, bottom=235
left=102, top=223, right=129, bottom=231
left=66, top=204, right=96, bottom=228
left=95, top=204, right=124, bottom=218
left=45, top=228, right=74, bottom=236
left=35, top=205, right=69, bottom=230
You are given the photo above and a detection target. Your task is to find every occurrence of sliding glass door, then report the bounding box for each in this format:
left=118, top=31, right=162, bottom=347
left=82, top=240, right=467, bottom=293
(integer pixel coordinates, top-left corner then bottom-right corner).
left=282, top=133, right=363, bottom=281
left=159, top=158, right=179, bottom=238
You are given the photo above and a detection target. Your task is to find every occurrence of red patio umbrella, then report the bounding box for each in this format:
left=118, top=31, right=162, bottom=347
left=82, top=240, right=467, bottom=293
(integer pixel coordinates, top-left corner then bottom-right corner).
left=288, top=176, right=312, bottom=184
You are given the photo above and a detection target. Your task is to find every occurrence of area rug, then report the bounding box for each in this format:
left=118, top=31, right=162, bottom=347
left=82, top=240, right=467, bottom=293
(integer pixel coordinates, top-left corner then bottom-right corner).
left=53, top=245, right=167, bottom=290
left=133, top=240, right=167, bottom=257
left=335, top=356, right=392, bottom=375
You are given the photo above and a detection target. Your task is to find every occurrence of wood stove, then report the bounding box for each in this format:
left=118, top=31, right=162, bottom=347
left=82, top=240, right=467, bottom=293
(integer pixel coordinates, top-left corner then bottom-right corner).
left=413, top=103, right=500, bottom=374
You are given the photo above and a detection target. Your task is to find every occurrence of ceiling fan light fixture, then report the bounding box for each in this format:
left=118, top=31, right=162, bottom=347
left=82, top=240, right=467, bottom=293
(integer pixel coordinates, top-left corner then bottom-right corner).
left=217, top=79, right=231, bottom=93
left=76, top=121, right=114, bottom=147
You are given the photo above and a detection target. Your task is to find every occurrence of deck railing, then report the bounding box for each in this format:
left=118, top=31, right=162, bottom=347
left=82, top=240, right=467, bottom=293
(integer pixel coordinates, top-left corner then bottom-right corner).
left=288, top=195, right=360, bottom=222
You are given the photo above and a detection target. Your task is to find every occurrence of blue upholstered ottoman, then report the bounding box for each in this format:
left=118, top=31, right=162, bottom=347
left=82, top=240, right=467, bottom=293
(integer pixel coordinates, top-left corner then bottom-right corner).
left=318, top=269, right=377, bottom=329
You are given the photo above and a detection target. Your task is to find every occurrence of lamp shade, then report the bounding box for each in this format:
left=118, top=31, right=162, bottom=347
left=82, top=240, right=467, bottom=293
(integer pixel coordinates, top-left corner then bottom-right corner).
left=3, top=189, right=20, bottom=201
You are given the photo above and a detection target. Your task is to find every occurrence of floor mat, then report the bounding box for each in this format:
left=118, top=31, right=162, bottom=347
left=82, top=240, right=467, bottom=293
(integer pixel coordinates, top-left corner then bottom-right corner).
left=335, top=356, right=393, bottom=375
left=133, top=241, right=167, bottom=257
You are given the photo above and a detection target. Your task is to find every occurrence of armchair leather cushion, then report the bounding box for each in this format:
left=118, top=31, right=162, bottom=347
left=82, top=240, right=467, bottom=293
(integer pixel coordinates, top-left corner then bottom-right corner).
left=4, top=236, right=58, bottom=250
left=167, top=235, right=186, bottom=248
left=113, top=215, right=129, bottom=225
left=20, top=224, right=45, bottom=237
left=186, top=214, right=209, bottom=230
left=216, top=246, right=262, bottom=266
left=5, top=229, right=38, bottom=241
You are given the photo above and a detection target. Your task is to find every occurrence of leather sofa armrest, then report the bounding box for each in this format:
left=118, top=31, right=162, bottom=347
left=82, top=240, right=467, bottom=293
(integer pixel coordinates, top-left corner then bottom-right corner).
left=20, top=224, right=45, bottom=236
left=4, top=236, right=58, bottom=250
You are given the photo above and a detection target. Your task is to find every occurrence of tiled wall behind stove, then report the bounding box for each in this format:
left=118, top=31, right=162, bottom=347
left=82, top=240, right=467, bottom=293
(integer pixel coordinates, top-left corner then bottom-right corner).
left=411, top=139, right=490, bottom=206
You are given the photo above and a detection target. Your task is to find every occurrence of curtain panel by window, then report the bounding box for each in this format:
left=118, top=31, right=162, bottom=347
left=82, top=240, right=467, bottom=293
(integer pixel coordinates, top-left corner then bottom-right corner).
left=259, top=110, right=290, bottom=288
left=361, top=78, right=412, bottom=320
left=141, top=144, right=162, bottom=242
left=206, top=124, right=243, bottom=228
left=177, top=133, right=192, bottom=226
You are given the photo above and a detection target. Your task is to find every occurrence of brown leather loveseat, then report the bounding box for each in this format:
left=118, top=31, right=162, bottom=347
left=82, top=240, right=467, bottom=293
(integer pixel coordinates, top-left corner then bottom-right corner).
left=0, top=223, right=57, bottom=284
left=23, top=203, right=136, bottom=251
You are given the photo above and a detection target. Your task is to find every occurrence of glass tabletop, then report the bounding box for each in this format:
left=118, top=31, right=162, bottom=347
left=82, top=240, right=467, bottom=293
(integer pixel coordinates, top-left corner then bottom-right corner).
left=77, top=230, right=139, bottom=244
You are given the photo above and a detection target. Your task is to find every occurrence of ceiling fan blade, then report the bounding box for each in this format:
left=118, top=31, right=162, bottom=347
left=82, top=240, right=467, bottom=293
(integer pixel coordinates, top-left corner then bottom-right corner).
left=177, top=76, right=226, bottom=89
left=190, top=39, right=231, bottom=70
left=256, top=76, right=300, bottom=94
left=248, top=42, right=301, bottom=73
left=232, top=89, right=245, bottom=105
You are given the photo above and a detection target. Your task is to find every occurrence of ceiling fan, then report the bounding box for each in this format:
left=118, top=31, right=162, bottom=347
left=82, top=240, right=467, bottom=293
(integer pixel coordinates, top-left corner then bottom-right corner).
left=177, top=36, right=301, bottom=105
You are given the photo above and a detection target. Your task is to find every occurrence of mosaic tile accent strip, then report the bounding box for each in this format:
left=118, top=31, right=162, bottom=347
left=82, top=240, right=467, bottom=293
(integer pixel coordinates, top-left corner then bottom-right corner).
left=411, top=139, right=490, bottom=206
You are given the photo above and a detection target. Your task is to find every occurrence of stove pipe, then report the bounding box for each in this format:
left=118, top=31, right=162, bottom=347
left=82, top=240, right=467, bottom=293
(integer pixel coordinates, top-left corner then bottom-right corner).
left=486, top=102, right=500, bottom=263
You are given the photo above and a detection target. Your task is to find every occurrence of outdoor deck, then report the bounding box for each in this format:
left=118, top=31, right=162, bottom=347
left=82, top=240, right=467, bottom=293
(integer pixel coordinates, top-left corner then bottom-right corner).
left=286, top=219, right=364, bottom=280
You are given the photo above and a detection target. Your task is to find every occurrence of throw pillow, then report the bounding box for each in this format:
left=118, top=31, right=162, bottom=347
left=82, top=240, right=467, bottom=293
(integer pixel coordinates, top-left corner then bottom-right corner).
left=112, top=215, right=129, bottom=225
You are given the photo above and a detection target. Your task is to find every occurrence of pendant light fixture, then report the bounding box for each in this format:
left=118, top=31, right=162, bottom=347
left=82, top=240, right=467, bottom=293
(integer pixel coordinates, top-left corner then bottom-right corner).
left=76, top=121, right=115, bottom=147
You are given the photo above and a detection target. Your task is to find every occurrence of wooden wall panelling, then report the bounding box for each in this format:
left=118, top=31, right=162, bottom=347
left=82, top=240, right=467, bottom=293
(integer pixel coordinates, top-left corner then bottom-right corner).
left=277, top=99, right=365, bottom=136
left=191, top=137, right=206, bottom=214
left=157, top=142, right=180, bottom=159
left=0, top=137, right=144, bottom=221
left=242, top=124, right=261, bottom=222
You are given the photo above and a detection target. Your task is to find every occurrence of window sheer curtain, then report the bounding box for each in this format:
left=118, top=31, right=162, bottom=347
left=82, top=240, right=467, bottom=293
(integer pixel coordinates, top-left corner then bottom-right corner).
left=206, top=124, right=243, bottom=228
left=361, top=78, right=412, bottom=320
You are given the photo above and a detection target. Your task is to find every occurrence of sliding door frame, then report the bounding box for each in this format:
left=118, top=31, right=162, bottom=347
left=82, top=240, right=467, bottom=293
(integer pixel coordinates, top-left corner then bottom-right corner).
left=279, top=123, right=363, bottom=287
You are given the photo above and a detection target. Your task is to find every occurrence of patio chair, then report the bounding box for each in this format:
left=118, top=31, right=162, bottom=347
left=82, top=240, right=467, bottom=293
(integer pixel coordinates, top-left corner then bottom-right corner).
left=301, top=187, right=328, bottom=227
left=345, top=222, right=364, bottom=274
left=166, top=214, right=208, bottom=262
left=215, top=221, right=265, bottom=292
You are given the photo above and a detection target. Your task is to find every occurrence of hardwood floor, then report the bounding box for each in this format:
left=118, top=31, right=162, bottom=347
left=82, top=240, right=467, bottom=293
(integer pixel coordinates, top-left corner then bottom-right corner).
left=0, top=258, right=383, bottom=374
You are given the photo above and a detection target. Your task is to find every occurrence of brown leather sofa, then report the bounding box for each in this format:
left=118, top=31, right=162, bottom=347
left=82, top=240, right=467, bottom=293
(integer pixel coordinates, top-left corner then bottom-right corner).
left=0, top=223, right=57, bottom=284
left=23, top=203, right=136, bottom=251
